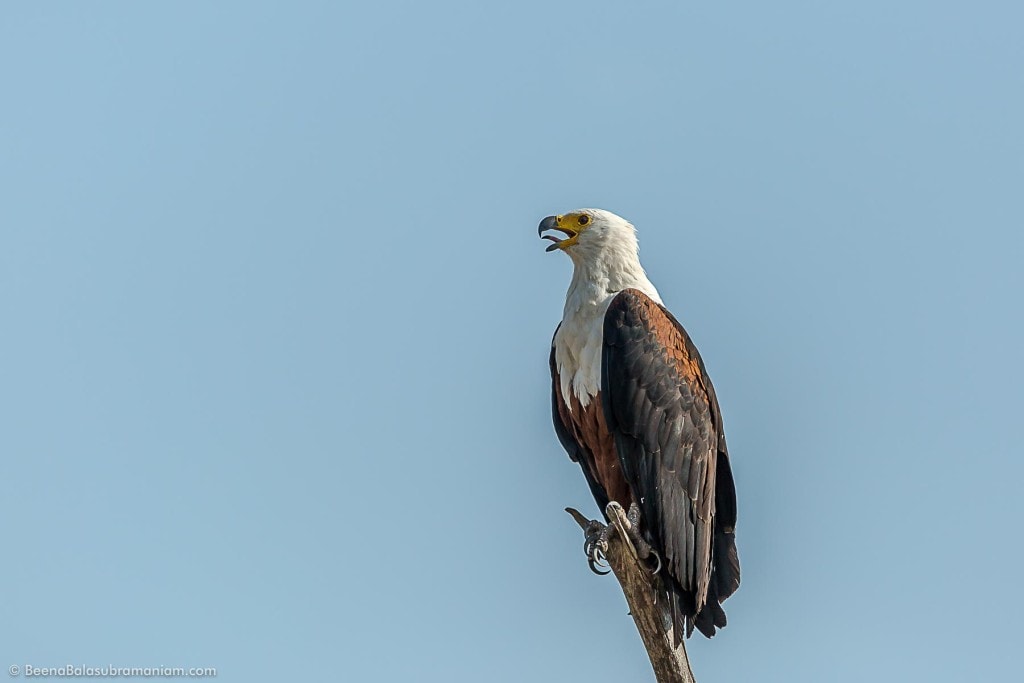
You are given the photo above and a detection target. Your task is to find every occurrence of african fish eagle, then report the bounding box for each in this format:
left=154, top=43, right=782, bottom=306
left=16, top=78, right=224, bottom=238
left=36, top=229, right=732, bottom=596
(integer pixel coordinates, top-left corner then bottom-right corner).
left=540, top=208, right=740, bottom=639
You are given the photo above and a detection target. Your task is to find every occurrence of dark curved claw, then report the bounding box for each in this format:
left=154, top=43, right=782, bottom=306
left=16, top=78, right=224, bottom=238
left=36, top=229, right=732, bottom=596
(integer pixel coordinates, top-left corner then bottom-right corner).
left=647, top=549, right=662, bottom=575
left=584, top=534, right=610, bottom=575
left=587, top=554, right=610, bottom=575
left=583, top=540, right=604, bottom=562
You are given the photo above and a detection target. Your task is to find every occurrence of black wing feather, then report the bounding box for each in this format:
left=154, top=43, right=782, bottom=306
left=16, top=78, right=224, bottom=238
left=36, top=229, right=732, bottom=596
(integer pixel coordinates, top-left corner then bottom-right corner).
left=602, top=289, right=740, bottom=639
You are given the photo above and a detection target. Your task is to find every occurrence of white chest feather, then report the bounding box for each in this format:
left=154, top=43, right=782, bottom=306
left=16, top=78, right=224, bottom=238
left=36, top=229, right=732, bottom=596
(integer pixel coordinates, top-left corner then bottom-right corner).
left=553, top=295, right=614, bottom=410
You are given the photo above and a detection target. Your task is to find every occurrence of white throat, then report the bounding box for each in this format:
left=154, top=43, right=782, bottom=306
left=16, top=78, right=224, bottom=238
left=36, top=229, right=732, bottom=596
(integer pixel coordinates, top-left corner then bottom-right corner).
left=553, top=240, right=662, bottom=409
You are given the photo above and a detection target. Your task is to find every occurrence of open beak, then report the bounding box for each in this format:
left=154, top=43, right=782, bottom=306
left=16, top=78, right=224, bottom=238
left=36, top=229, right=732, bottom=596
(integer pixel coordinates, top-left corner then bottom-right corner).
left=538, top=215, right=578, bottom=252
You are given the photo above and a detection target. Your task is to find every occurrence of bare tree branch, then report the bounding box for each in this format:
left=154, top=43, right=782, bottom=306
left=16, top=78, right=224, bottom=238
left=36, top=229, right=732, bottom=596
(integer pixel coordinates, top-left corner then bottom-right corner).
left=566, top=505, right=697, bottom=683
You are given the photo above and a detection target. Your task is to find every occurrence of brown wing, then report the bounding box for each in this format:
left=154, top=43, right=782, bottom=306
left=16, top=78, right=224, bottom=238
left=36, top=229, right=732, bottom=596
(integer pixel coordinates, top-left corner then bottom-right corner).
left=602, top=289, right=740, bottom=638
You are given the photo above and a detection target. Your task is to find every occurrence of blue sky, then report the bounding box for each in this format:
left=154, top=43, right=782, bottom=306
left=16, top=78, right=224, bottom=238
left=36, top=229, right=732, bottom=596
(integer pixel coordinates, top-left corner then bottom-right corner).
left=2, top=2, right=1022, bottom=681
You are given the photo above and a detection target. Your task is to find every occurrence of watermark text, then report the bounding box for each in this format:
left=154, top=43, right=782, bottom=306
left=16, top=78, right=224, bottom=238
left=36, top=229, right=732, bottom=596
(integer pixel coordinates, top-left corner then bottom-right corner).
left=9, top=664, right=216, bottom=678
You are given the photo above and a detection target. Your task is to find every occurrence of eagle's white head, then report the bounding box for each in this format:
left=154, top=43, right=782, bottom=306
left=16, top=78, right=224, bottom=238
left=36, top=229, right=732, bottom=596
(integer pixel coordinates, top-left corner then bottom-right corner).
left=538, top=208, right=640, bottom=266
left=539, top=208, right=662, bottom=305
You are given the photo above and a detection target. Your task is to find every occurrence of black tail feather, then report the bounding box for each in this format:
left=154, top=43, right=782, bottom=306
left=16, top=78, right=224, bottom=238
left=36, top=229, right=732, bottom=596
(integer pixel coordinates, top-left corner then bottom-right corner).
left=662, top=522, right=740, bottom=642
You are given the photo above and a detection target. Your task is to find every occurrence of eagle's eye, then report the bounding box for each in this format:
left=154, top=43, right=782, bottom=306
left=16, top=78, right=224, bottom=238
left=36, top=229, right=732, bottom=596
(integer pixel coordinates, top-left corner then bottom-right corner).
left=577, top=215, right=591, bottom=226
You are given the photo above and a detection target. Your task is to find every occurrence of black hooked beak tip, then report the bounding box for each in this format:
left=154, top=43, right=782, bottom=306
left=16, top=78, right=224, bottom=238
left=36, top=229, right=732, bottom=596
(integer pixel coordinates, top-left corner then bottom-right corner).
left=537, top=215, right=559, bottom=237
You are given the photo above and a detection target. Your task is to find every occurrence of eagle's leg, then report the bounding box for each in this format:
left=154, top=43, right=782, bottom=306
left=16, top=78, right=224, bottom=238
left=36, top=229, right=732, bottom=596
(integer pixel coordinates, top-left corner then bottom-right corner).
left=583, top=519, right=613, bottom=576
left=565, top=507, right=612, bottom=575
left=566, top=505, right=661, bottom=576
left=607, top=501, right=662, bottom=575
left=627, top=503, right=662, bottom=574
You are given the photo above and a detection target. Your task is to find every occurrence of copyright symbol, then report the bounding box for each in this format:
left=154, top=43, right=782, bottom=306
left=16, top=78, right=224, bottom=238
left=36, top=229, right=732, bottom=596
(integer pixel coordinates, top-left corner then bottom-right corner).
left=8, top=665, right=18, bottom=676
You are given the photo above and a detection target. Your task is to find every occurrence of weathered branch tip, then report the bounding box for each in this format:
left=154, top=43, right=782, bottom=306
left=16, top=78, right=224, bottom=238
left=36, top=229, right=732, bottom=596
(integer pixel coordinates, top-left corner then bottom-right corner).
left=565, top=507, right=697, bottom=683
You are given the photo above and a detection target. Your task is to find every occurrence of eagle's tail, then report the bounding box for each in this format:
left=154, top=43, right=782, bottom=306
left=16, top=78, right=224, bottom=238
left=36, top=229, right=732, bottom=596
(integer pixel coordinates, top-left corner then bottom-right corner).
left=665, top=583, right=726, bottom=642
left=666, top=524, right=740, bottom=642
left=682, top=449, right=742, bottom=639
